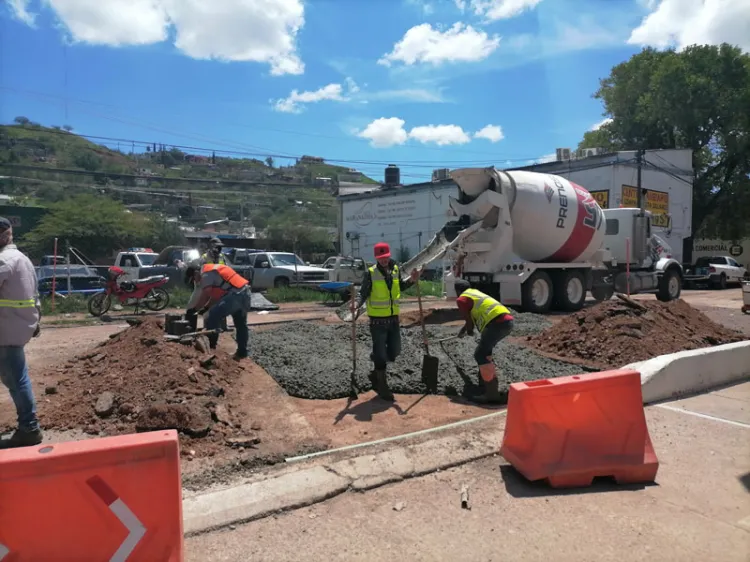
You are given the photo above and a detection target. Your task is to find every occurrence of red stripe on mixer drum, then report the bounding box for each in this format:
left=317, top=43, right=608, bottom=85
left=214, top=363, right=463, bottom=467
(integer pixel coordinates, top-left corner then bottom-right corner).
left=546, top=183, right=599, bottom=262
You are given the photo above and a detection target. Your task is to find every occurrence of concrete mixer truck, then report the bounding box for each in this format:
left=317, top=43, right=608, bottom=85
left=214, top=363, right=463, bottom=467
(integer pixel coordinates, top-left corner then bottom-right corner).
left=399, top=167, right=684, bottom=314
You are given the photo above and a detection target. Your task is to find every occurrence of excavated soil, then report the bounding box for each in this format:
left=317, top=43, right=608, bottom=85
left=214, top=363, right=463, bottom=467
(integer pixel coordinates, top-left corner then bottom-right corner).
left=527, top=298, right=747, bottom=369
left=250, top=313, right=585, bottom=401
left=36, top=317, right=263, bottom=458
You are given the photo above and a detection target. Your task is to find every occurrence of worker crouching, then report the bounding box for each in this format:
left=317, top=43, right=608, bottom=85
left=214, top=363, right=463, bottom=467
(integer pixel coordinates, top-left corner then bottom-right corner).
left=453, top=279, right=514, bottom=404
left=355, top=242, right=420, bottom=401
left=185, top=261, right=252, bottom=360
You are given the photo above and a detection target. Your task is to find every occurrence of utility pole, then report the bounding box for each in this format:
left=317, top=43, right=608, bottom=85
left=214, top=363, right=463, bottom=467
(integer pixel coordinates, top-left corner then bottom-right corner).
left=636, top=149, right=646, bottom=214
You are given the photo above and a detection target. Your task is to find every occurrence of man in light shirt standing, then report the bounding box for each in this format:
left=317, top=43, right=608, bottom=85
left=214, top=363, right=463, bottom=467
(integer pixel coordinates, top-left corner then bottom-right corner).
left=0, top=217, right=43, bottom=449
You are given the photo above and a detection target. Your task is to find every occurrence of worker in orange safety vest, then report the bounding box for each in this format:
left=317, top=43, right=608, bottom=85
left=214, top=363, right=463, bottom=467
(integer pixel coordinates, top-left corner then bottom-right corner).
left=185, top=261, right=252, bottom=360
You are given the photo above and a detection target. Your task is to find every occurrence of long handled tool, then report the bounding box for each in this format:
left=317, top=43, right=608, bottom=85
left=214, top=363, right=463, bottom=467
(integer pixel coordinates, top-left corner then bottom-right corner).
left=416, top=280, right=440, bottom=393
left=348, top=283, right=359, bottom=400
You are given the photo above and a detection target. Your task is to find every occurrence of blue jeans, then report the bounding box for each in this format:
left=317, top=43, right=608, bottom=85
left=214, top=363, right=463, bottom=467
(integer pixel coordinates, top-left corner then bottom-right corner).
left=205, top=289, right=251, bottom=356
left=369, top=321, right=402, bottom=370
left=0, top=346, right=40, bottom=432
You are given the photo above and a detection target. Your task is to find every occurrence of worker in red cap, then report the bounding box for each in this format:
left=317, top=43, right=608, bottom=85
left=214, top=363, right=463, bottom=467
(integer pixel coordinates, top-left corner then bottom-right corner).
left=354, top=241, right=421, bottom=401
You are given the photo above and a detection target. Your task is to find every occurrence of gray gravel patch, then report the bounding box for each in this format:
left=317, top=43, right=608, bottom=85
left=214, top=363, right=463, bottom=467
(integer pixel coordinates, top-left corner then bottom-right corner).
left=250, top=313, right=583, bottom=400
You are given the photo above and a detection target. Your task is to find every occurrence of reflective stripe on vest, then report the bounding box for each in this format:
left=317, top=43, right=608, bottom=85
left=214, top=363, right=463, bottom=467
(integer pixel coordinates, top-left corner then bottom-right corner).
left=461, top=288, right=510, bottom=332
left=366, top=264, right=400, bottom=317
left=0, top=298, right=36, bottom=309
left=202, top=264, right=248, bottom=290
left=202, top=253, right=227, bottom=265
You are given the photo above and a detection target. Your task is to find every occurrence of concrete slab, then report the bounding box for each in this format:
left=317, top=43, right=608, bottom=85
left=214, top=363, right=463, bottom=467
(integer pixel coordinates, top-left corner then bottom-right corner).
left=186, top=396, right=750, bottom=561
left=662, top=382, right=750, bottom=425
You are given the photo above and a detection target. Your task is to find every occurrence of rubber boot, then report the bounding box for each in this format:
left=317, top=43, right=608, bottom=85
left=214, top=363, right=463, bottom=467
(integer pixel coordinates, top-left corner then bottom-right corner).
left=370, top=369, right=394, bottom=401
left=468, top=363, right=503, bottom=404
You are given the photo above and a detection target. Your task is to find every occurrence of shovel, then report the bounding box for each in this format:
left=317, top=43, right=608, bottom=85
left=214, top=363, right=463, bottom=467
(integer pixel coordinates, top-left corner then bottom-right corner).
left=416, top=280, right=440, bottom=393
left=348, top=283, right=360, bottom=400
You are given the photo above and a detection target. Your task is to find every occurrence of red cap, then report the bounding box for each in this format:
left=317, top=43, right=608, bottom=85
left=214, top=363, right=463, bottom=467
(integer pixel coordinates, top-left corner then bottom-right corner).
left=374, top=242, right=391, bottom=259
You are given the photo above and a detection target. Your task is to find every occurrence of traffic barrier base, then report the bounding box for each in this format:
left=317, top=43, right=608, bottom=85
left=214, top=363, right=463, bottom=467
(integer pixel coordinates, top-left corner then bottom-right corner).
left=500, top=369, right=659, bottom=488
left=0, top=430, right=183, bottom=561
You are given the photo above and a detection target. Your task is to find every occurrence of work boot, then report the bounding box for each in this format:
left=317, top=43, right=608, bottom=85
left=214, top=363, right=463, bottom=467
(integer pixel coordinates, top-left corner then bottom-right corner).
left=0, top=428, right=43, bottom=450
left=369, top=369, right=394, bottom=402
left=468, top=377, right=503, bottom=404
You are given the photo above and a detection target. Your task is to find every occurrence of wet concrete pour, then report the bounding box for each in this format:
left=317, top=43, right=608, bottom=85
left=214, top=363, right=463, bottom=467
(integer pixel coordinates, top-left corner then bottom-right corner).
left=251, top=313, right=584, bottom=400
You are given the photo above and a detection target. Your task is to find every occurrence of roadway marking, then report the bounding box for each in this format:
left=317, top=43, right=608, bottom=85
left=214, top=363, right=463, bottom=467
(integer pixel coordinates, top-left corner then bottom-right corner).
left=655, top=404, right=750, bottom=429
left=87, top=476, right=147, bottom=562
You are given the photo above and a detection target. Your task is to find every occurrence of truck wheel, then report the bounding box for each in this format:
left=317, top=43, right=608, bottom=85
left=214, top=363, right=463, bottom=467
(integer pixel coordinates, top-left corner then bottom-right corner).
left=554, top=270, right=587, bottom=312
left=521, top=271, right=553, bottom=314
left=274, top=277, right=290, bottom=289
left=591, top=286, right=614, bottom=302
left=657, top=267, right=682, bottom=302
left=711, top=274, right=727, bottom=290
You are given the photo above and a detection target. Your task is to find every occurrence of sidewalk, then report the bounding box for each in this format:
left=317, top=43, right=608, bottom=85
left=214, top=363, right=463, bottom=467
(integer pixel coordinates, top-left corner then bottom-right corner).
left=186, top=383, right=750, bottom=562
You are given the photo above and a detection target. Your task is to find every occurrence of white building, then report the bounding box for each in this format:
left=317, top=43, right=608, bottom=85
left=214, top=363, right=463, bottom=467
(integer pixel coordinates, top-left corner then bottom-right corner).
left=338, top=149, right=694, bottom=266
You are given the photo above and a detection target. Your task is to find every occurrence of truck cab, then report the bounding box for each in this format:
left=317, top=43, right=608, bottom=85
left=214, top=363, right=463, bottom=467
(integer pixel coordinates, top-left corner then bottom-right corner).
left=113, top=248, right=159, bottom=281
left=593, top=208, right=683, bottom=302
left=320, top=256, right=368, bottom=283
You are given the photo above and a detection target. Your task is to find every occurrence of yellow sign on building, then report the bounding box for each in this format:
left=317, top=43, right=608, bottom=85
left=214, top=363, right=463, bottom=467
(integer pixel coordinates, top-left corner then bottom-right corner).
left=589, top=190, right=609, bottom=209
left=621, top=185, right=670, bottom=227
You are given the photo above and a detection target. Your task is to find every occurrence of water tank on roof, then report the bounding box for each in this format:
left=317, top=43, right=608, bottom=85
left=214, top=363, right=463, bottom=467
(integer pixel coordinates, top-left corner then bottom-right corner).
left=384, top=164, right=400, bottom=187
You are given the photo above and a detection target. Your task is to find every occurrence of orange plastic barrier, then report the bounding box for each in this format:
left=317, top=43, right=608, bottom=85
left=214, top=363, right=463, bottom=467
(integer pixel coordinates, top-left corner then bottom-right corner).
left=0, top=430, right=183, bottom=562
left=499, top=369, right=659, bottom=488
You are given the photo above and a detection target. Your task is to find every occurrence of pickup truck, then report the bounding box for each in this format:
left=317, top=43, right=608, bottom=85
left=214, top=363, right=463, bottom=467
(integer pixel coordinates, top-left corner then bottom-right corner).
left=683, top=256, right=748, bottom=290
left=243, top=251, right=330, bottom=290
left=318, top=256, right=368, bottom=284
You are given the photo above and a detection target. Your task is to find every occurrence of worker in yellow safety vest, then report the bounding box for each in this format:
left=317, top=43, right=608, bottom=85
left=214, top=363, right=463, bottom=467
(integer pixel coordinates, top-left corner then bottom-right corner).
left=354, top=241, right=421, bottom=401
left=201, top=237, right=227, bottom=265
left=453, top=278, right=514, bottom=404
left=0, top=216, right=43, bottom=449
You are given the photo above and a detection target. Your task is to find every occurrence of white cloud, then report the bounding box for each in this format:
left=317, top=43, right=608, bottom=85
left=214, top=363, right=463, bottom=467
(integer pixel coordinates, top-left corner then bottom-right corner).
left=468, top=0, right=543, bottom=21
left=7, top=0, right=36, bottom=25
left=10, top=0, right=306, bottom=75
left=628, top=0, right=750, bottom=52
left=361, top=88, right=446, bottom=103
left=590, top=118, right=612, bottom=131
left=273, top=83, right=347, bottom=114
left=533, top=153, right=557, bottom=164
left=409, top=124, right=472, bottom=145
left=356, top=118, right=477, bottom=148
left=357, top=118, right=409, bottom=148
left=473, top=124, right=504, bottom=142
left=378, top=23, right=501, bottom=67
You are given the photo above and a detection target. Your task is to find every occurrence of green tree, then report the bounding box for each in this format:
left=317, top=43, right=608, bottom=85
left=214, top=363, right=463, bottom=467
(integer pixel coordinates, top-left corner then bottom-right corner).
left=72, top=151, right=102, bottom=172
left=13, top=116, right=30, bottom=126
left=22, top=195, right=183, bottom=260
left=578, top=44, right=750, bottom=241
left=265, top=156, right=274, bottom=168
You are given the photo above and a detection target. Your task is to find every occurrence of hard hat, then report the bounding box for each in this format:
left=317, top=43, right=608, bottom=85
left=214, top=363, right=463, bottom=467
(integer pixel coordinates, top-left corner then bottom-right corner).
left=374, top=242, right=391, bottom=259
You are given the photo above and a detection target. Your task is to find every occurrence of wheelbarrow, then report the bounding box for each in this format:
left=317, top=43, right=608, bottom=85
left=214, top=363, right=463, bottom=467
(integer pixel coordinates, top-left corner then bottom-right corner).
left=319, top=281, right=354, bottom=305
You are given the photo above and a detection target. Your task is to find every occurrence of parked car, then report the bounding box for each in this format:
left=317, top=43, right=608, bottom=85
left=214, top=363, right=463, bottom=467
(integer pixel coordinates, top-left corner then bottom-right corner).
left=244, top=251, right=329, bottom=290
left=683, top=256, right=748, bottom=289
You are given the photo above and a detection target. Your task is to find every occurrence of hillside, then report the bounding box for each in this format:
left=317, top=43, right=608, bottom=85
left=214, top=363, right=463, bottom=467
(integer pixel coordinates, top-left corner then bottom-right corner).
left=0, top=122, right=378, bottom=240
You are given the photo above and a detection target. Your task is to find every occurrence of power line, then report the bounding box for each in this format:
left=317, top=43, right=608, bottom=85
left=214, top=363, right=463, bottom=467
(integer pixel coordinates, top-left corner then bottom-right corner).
left=2, top=85, right=534, bottom=159
left=2, top=86, right=555, bottom=166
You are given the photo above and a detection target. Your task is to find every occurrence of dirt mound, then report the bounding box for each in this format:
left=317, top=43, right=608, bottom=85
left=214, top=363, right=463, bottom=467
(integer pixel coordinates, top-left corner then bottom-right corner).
left=38, top=317, right=256, bottom=456
left=527, top=298, right=746, bottom=369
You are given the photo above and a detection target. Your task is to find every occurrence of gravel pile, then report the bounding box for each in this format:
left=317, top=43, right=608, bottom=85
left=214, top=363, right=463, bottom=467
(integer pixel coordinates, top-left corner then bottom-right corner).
left=251, top=313, right=581, bottom=400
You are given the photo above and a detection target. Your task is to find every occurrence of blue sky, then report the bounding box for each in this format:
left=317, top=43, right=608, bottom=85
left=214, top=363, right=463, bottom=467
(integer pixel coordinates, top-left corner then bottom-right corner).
left=1, top=0, right=745, bottom=183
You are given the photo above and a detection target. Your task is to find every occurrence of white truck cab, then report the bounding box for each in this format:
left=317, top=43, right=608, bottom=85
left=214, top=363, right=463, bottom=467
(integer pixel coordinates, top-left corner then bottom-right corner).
left=113, top=248, right=159, bottom=281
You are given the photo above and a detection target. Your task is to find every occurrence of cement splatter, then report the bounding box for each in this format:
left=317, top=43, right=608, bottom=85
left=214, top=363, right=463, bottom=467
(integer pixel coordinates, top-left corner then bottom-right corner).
left=250, top=313, right=583, bottom=400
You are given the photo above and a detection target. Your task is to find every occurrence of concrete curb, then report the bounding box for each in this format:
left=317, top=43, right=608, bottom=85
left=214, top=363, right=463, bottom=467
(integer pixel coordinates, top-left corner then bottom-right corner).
left=626, top=341, right=750, bottom=404
left=183, top=426, right=504, bottom=536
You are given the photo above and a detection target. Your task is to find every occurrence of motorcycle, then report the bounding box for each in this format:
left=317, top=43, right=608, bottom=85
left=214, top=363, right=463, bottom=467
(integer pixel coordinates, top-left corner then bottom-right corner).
left=88, top=266, right=171, bottom=317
